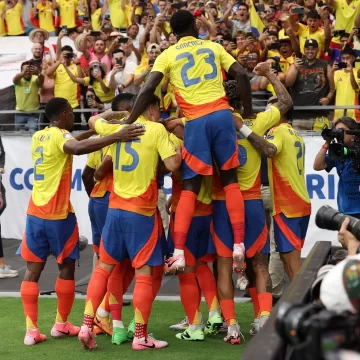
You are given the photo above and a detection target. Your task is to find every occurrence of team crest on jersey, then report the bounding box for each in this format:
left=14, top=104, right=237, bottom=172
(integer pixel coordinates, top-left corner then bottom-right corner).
left=338, top=78, right=342, bottom=81
left=267, top=135, right=274, bottom=140
left=63, top=133, right=72, bottom=139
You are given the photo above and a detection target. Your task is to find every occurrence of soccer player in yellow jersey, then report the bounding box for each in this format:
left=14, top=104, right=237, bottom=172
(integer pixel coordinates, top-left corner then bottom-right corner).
left=78, top=95, right=182, bottom=351
left=125, top=10, right=253, bottom=274
left=19, top=97, right=145, bottom=346
left=236, top=63, right=312, bottom=282
left=227, top=63, right=293, bottom=334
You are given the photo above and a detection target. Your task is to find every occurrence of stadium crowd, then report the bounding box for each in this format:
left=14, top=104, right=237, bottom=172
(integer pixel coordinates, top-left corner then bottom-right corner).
left=1, top=0, right=360, bottom=354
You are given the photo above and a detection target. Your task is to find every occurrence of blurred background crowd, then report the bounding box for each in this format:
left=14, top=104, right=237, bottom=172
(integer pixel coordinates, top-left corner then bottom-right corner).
left=1, top=0, right=360, bottom=131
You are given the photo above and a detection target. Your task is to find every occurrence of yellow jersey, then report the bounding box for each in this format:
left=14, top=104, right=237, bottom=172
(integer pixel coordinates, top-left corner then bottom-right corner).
left=108, top=0, right=127, bottom=28
left=151, top=36, right=236, bottom=120
left=57, top=0, right=78, bottom=28
left=169, top=133, right=212, bottom=216
left=333, top=0, right=360, bottom=33
left=90, top=8, right=102, bottom=30
left=266, top=123, right=311, bottom=217
left=54, top=64, right=79, bottom=108
left=334, top=69, right=360, bottom=121
left=36, top=2, right=55, bottom=32
left=27, top=127, right=74, bottom=220
left=5, top=3, right=24, bottom=35
left=298, top=23, right=325, bottom=58
left=95, top=116, right=176, bottom=216
left=86, top=145, right=113, bottom=198
left=84, top=77, right=115, bottom=103
left=279, top=54, right=295, bottom=73
left=0, top=1, right=6, bottom=37
left=15, top=75, right=41, bottom=111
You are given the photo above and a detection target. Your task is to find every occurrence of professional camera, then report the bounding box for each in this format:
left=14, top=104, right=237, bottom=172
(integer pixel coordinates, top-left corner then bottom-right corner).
left=276, top=302, right=360, bottom=360
left=315, top=205, right=360, bottom=240
left=321, top=125, right=360, bottom=174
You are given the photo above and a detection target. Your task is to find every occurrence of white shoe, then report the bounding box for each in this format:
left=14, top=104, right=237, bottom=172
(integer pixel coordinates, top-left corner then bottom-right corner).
left=0, top=265, right=18, bottom=278
left=256, top=314, right=270, bottom=332
left=169, top=317, right=189, bottom=331
left=249, top=319, right=259, bottom=336
left=236, top=273, right=249, bottom=291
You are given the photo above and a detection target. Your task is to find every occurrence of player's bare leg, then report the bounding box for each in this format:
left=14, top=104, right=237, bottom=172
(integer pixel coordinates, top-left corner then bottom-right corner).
left=21, top=262, right=47, bottom=345
left=166, top=176, right=202, bottom=272
left=79, top=261, right=115, bottom=350
left=219, top=169, right=245, bottom=266
left=280, top=250, right=301, bottom=281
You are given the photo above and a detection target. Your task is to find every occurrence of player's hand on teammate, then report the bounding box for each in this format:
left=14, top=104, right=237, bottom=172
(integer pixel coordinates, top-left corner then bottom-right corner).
left=115, top=124, right=145, bottom=142
left=253, top=62, right=271, bottom=77
left=163, top=117, right=183, bottom=132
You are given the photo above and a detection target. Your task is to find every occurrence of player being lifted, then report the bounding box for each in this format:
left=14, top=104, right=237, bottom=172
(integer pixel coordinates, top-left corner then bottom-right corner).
left=19, top=97, right=144, bottom=346
left=123, top=10, right=253, bottom=270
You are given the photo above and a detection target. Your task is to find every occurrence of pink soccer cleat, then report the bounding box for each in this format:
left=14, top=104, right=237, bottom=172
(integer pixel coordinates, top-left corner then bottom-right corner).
left=51, top=321, right=80, bottom=338
left=24, top=328, right=47, bottom=346
left=223, top=324, right=243, bottom=345
left=132, top=334, right=168, bottom=351
left=164, top=254, right=185, bottom=273
left=78, top=325, right=97, bottom=350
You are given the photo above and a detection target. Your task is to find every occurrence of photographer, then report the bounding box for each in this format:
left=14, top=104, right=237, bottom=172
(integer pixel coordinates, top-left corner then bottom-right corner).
left=338, top=217, right=360, bottom=255
left=313, top=117, right=360, bottom=218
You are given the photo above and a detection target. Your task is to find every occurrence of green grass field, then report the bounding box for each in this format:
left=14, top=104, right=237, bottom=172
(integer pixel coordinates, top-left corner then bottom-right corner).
left=0, top=298, right=253, bottom=360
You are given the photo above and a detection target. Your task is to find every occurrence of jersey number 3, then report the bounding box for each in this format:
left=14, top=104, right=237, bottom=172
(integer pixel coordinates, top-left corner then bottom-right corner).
left=176, top=48, right=217, bottom=88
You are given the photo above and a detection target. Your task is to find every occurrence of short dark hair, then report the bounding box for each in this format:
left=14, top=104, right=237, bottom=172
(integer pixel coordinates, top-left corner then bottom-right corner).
left=170, top=10, right=195, bottom=36
left=112, top=49, right=126, bottom=56
left=21, top=61, right=30, bottom=70
left=224, top=81, right=241, bottom=110
left=45, top=97, right=70, bottom=121
left=111, top=93, right=135, bottom=111
left=61, top=45, right=73, bottom=53
left=332, top=116, right=359, bottom=130
left=132, top=94, right=160, bottom=113
left=307, top=9, right=321, bottom=19
left=67, top=27, right=78, bottom=36
left=238, top=3, right=249, bottom=11
left=342, top=46, right=355, bottom=57
left=223, top=34, right=233, bottom=42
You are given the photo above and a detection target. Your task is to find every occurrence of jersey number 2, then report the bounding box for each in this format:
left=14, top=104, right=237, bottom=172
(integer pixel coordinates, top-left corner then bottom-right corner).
left=34, top=146, right=44, bottom=181
left=176, top=48, right=217, bottom=88
left=294, top=141, right=304, bottom=175
left=115, top=140, right=140, bottom=172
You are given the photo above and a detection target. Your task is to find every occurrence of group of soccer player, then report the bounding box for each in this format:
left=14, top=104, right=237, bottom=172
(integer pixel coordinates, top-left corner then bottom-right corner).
left=18, top=9, right=311, bottom=351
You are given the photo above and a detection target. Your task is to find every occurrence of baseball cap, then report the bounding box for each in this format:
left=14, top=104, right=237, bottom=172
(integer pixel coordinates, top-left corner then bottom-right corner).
left=304, top=39, right=318, bottom=48
left=320, top=254, right=360, bottom=314
left=147, top=43, right=161, bottom=53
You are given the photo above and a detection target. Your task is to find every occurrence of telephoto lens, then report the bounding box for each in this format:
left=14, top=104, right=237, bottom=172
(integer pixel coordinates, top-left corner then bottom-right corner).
left=315, top=205, right=360, bottom=240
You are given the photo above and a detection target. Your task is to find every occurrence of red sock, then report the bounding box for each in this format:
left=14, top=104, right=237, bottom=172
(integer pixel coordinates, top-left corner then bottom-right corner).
left=174, top=191, right=197, bottom=250
left=249, top=287, right=260, bottom=318
left=258, top=292, right=272, bottom=314
left=123, top=259, right=135, bottom=293
left=20, top=281, right=39, bottom=330
left=220, top=299, right=237, bottom=326
left=152, top=264, right=163, bottom=300
left=55, top=278, right=75, bottom=323
left=83, top=266, right=111, bottom=329
left=224, top=183, right=245, bottom=245
left=179, top=272, right=201, bottom=325
left=133, top=275, right=153, bottom=338
left=108, top=263, right=124, bottom=323
left=196, top=264, right=219, bottom=313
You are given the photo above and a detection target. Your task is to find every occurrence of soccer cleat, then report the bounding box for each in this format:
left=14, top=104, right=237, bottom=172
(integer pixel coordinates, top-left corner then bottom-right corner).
left=78, top=325, right=97, bottom=350
left=175, top=327, right=204, bottom=341
left=219, top=321, right=228, bottom=334
left=236, top=273, right=249, bottom=291
left=93, top=326, right=104, bottom=335
left=249, top=319, right=259, bottom=336
left=51, top=322, right=80, bottom=338
left=164, top=254, right=185, bottom=273
left=169, top=317, right=189, bottom=331
left=24, top=328, right=47, bottom=346
left=223, top=324, right=243, bottom=345
left=112, top=327, right=128, bottom=345
left=0, top=265, right=18, bottom=278
left=132, top=334, right=168, bottom=350
left=204, top=313, right=223, bottom=335
left=256, top=312, right=270, bottom=332
left=93, top=315, right=113, bottom=336
left=127, top=317, right=136, bottom=339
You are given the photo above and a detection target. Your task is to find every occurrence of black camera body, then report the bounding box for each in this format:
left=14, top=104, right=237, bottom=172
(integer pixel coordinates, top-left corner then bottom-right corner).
left=321, top=125, right=360, bottom=174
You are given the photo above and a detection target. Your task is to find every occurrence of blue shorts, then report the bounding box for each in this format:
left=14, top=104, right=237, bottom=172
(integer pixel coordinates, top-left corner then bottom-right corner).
left=244, top=200, right=269, bottom=258
left=88, top=192, right=110, bottom=253
left=100, top=209, right=163, bottom=269
left=157, top=208, right=169, bottom=259
left=274, top=213, right=310, bottom=253
left=20, top=213, right=79, bottom=264
left=182, top=110, right=239, bottom=180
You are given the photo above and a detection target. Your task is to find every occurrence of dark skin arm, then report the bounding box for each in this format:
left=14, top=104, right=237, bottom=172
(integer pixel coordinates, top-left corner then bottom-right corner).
left=94, top=155, right=113, bottom=181
left=227, top=62, right=253, bottom=118
left=73, top=129, right=96, bottom=141
left=82, top=165, right=95, bottom=197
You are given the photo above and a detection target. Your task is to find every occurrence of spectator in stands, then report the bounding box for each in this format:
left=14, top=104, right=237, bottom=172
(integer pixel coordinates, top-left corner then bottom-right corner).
left=46, top=45, right=83, bottom=128
left=52, top=0, right=78, bottom=29
left=39, top=59, right=55, bottom=115
left=314, top=117, right=360, bottom=219
left=127, top=23, right=140, bottom=48
left=120, top=36, right=142, bottom=64
left=28, top=43, right=43, bottom=72
left=134, top=43, right=160, bottom=87
left=13, top=61, right=44, bottom=133
left=223, top=1, right=251, bottom=36
left=0, top=1, right=5, bottom=36
left=1, top=0, right=25, bottom=36
left=88, top=0, right=108, bottom=31
left=278, top=34, right=301, bottom=74
left=56, top=27, right=81, bottom=58
left=108, top=0, right=127, bottom=29
left=260, top=58, right=286, bottom=95
left=30, top=0, right=55, bottom=35
left=331, top=47, right=360, bottom=121
left=243, top=51, right=262, bottom=91
left=168, top=31, right=177, bottom=45
left=107, top=49, right=138, bottom=94
left=88, top=38, right=112, bottom=73
left=286, top=39, right=334, bottom=131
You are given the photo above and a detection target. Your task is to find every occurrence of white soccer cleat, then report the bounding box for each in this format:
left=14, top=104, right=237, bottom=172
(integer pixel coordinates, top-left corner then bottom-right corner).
left=164, top=254, right=185, bottom=272
left=169, top=317, right=189, bottom=331
left=236, top=272, right=249, bottom=291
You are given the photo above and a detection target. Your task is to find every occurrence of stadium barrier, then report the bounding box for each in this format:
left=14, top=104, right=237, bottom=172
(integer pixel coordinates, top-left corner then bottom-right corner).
left=242, top=241, right=333, bottom=360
